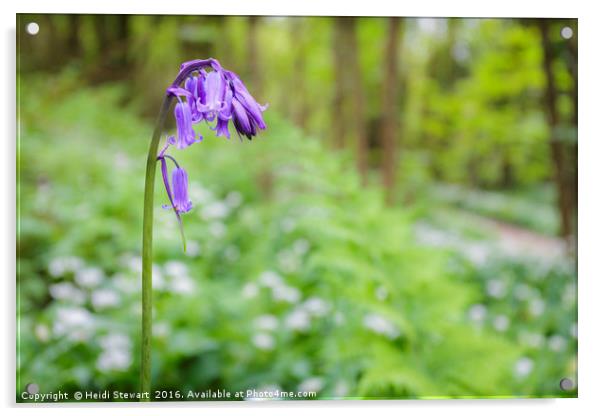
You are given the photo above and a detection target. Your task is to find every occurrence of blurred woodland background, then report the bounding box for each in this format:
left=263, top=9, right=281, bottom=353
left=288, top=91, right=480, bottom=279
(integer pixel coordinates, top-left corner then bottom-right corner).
left=17, top=15, right=577, bottom=400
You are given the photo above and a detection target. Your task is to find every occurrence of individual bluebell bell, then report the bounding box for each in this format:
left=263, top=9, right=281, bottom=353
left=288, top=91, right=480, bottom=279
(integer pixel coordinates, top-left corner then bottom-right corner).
left=171, top=167, right=192, bottom=214
left=174, top=99, right=202, bottom=149
left=224, top=70, right=267, bottom=140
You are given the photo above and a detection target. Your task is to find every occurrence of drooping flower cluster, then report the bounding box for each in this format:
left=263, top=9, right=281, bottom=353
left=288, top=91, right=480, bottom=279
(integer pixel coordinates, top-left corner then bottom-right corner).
left=167, top=60, right=267, bottom=145
left=157, top=58, right=267, bottom=226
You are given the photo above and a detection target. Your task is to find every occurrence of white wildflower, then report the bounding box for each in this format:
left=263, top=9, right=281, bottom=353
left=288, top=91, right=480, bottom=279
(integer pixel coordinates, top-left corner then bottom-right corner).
left=468, top=304, right=487, bottom=323
left=492, top=314, right=510, bottom=332
left=292, top=239, right=310, bottom=256
left=225, top=191, right=243, bottom=208
left=91, top=288, right=120, bottom=310
left=363, top=313, right=399, bottom=339
left=99, top=333, right=131, bottom=350
left=529, top=298, right=545, bottom=317
left=75, top=267, right=104, bottom=288
left=548, top=335, right=568, bottom=352
left=123, top=255, right=142, bottom=273
left=96, top=348, right=132, bottom=372
left=149, top=265, right=166, bottom=291
left=113, top=273, right=138, bottom=294
left=375, top=285, right=388, bottom=301
left=185, top=240, right=201, bottom=257
left=53, top=306, right=95, bottom=341
left=486, top=279, right=507, bottom=299
left=34, top=324, right=50, bottom=342
left=252, top=333, right=275, bottom=350
left=164, top=261, right=188, bottom=277
left=258, top=271, right=283, bottom=288
left=285, top=308, right=311, bottom=331
left=48, top=256, right=84, bottom=278
left=303, top=297, right=329, bottom=317
left=169, top=273, right=196, bottom=294
left=49, top=282, right=86, bottom=304
left=514, top=357, right=534, bottom=379
left=272, top=285, right=301, bottom=304
left=153, top=322, right=171, bottom=338
left=254, top=315, right=279, bottom=331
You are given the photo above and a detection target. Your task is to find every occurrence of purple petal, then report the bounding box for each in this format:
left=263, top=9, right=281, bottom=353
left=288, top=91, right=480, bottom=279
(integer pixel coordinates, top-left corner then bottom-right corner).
left=197, top=69, right=207, bottom=105
left=167, top=86, right=192, bottom=98
left=200, top=71, right=226, bottom=117
left=231, top=98, right=253, bottom=137
left=213, top=117, right=231, bottom=139
left=174, top=101, right=200, bottom=149
left=172, top=167, right=192, bottom=214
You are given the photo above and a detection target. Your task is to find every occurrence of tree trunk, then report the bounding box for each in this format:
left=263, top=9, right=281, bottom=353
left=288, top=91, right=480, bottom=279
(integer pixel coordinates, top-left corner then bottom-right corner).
left=291, top=19, right=308, bottom=129
left=346, top=19, right=369, bottom=184
left=332, top=18, right=349, bottom=149
left=331, top=17, right=368, bottom=181
left=247, top=16, right=263, bottom=99
left=67, top=14, right=81, bottom=59
left=380, top=18, right=402, bottom=204
left=538, top=20, right=574, bottom=241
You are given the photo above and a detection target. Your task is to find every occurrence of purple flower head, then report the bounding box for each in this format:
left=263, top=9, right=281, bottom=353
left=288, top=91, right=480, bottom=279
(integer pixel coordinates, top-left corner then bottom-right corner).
left=168, top=60, right=266, bottom=143
left=158, top=58, right=268, bottom=246
left=174, top=99, right=202, bottom=149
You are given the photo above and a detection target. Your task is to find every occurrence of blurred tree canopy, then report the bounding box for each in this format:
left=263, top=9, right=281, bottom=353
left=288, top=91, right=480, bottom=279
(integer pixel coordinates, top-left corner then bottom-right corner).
left=18, top=14, right=576, bottom=239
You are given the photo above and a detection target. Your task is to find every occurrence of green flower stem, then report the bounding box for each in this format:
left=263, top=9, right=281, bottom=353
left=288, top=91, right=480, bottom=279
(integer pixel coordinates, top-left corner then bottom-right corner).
left=139, top=59, right=214, bottom=400
left=141, top=96, right=173, bottom=400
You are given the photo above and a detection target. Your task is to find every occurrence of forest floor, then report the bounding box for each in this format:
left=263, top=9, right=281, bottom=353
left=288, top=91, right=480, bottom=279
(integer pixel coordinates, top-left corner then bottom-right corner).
left=462, top=211, right=566, bottom=260
left=414, top=207, right=567, bottom=265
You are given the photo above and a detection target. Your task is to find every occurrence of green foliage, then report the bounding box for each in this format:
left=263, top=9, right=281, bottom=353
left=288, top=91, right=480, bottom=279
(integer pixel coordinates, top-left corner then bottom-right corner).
left=403, top=19, right=551, bottom=189
left=16, top=81, right=553, bottom=401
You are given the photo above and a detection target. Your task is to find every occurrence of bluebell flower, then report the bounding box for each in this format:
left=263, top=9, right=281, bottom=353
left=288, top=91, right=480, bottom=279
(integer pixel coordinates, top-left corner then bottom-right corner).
left=159, top=58, right=267, bottom=232
left=198, top=71, right=222, bottom=119
left=224, top=70, right=267, bottom=139
left=158, top=145, right=191, bottom=215
left=171, top=167, right=192, bottom=214
left=184, top=70, right=207, bottom=123
left=174, top=99, right=202, bottom=149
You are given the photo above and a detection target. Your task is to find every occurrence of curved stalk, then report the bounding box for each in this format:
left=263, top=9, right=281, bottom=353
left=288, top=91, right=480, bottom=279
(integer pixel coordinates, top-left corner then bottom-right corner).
left=141, top=96, right=172, bottom=400
left=139, top=58, right=224, bottom=400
